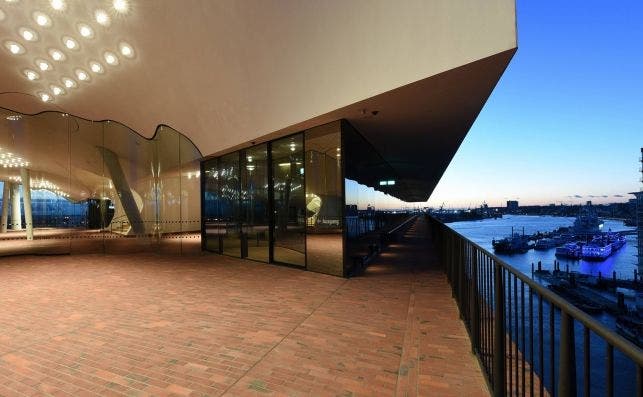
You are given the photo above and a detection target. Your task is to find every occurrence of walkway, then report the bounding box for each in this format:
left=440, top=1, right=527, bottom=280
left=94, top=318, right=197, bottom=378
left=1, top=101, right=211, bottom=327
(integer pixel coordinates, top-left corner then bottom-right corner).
left=0, top=218, right=488, bottom=396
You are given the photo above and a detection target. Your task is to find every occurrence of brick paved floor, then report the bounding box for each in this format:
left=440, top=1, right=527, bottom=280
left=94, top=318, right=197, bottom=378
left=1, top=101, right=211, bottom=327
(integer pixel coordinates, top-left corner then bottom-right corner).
left=0, top=218, right=488, bottom=396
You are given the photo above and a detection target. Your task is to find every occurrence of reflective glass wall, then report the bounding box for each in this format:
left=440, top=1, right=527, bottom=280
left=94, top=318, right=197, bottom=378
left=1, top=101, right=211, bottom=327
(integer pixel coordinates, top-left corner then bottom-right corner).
left=202, top=122, right=344, bottom=275
left=0, top=107, right=202, bottom=257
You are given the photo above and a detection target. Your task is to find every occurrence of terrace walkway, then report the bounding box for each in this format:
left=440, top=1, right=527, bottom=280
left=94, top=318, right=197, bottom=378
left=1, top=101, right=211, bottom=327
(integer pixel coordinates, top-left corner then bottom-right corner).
left=0, top=218, right=488, bottom=396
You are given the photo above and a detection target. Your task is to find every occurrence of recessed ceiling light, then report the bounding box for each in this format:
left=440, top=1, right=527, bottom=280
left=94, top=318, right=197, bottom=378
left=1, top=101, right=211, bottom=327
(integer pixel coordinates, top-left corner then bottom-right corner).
left=119, top=42, right=134, bottom=58
left=62, top=36, right=78, bottom=50
left=50, top=85, right=64, bottom=96
left=49, top=0, right=65, bottom=11
left=33, top=11, right=52, bottom=27
left=113, top=0, right=129, bottom=13
left=89, top=60, right=103, bottom=74
left=104, top=51, right=119, bottom=66
left=4, top=0, right=19, bottom=3
left=38, top=92, right=51, bottom=102
left=94, top=9, right=110, bottom=26
left=78, top=23, right=94, bottom=38
left=75, top=68, right=89, bottom=81
left=35, top=58, right=52, bottom=71
left=23, top=69, right=40, bottom=81
left=4, top=40, right=25, bottom=55
left=61, top=76, right=76, bottom=88
left=19, top=27, right=38, bottom=42
left=48, top=48, right=65, bottom=61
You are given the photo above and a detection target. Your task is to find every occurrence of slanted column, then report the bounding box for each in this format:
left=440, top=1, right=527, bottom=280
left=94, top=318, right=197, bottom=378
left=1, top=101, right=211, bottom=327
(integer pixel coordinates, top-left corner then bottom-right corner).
left=20, top=168, right=33, bottom=240
left=10, top=182, right=21, bottom=230
left=1, top=182, right=10, bottom=233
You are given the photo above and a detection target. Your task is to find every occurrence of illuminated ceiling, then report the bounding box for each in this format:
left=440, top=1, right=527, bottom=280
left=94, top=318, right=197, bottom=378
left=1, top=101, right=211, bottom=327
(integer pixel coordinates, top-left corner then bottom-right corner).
left=0, top=0, right=517, bottom=202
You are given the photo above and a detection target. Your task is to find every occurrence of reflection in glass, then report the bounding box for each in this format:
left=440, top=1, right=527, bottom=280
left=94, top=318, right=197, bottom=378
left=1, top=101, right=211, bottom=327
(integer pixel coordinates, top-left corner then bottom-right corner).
left=271, top=134, right=305, bottom=266
left=219, top=152, right=241, bottom=257
left=305, top=122, right=343, bottom=276
left=241, top=144, right=269, bottom=262
left=203, top=157, right=221, bottom=252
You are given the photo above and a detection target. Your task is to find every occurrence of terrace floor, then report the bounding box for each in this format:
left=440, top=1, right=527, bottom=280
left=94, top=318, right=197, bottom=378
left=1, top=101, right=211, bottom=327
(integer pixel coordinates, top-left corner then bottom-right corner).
left=0, top=218, right=488, bottom=396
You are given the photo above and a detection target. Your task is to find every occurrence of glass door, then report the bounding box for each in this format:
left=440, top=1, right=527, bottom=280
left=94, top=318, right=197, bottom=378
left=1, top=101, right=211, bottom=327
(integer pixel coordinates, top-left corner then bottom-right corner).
left=271, top=134, right=305, bottom=266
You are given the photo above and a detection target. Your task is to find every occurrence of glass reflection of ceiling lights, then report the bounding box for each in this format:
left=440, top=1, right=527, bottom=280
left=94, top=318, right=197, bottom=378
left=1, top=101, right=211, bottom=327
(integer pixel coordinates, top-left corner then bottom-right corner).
left=2, top=0, right=136, bottom=102
left=9, top=176, right=70, bottom=198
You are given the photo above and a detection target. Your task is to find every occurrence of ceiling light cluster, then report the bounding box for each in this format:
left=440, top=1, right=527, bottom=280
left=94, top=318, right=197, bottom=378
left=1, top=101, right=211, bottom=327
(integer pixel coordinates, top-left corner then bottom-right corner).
left=2, top=0, right=136, bottom=103
left=0, top=151, right=30, bottom=168
left=9, top=175, right=70, bottom=197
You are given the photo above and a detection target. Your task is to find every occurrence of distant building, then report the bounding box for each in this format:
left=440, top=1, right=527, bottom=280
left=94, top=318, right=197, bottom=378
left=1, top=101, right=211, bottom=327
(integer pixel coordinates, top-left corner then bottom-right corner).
left=506, top=200, right=519, bottom=213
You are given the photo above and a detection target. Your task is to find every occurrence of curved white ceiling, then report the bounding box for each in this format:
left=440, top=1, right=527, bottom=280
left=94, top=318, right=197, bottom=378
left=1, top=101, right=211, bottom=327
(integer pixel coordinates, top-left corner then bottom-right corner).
left=1, top=0, right=516, bottom=158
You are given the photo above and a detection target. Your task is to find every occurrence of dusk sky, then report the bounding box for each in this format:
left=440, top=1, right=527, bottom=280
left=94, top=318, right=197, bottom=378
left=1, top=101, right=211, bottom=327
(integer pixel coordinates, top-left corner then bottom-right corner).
left=424, top=1, right=643, bottom=209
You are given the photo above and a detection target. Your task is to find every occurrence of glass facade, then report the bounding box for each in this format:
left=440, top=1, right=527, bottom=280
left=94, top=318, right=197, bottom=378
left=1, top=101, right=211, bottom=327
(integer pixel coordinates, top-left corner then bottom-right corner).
left=0, top=108, right=202, bottom=257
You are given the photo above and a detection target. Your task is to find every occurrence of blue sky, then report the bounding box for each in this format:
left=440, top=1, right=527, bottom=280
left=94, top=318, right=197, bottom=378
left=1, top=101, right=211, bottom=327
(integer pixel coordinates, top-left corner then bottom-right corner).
left=425, top=0, right=643, bottom=209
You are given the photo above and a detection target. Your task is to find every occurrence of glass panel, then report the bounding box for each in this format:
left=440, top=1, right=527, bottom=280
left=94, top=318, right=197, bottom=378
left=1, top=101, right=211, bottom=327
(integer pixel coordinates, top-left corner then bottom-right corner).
left=156, top=126, right=180, bottom=255
left=241, top=144, right=269, bottom=262
left=305, top=122, right=344, bottom=276
left=271, top=134, right=305, bottom=266
left=203, top=158, right=221, bottom=252
left=219, top=152, right=241, bottom=257
left=178, top=133, right=203, bottom=254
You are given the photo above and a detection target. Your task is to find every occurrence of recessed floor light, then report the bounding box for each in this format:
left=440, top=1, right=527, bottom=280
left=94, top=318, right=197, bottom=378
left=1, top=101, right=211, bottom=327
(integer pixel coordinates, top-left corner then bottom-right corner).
left=33, top=11, right=52, bottom=27
left=23, top=69, right=40, bottom=80
left=119, top=42, right=134, bottom=58
left=94, top=9, right=110, bottom=26
left=62, top=36, right=78, bottom=50
left=104, top=51, right=119, bottom=65
left=61, top=76, right=76, bottom=88
left=4, top=40, right=25, bottom=55
left=19, top=27, right=38, bottom=41
left=48, top=48, right=65, bottom=61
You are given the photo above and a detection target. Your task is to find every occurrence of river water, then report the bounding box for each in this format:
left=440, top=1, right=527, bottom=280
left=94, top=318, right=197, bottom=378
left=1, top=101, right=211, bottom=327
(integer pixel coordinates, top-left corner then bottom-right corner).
left=446, top=215, right=640, bottom=395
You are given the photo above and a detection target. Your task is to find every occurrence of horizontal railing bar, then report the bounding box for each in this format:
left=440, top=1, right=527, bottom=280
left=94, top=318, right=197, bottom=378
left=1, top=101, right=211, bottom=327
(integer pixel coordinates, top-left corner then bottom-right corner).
left=429, top=215, right=643, bottom=366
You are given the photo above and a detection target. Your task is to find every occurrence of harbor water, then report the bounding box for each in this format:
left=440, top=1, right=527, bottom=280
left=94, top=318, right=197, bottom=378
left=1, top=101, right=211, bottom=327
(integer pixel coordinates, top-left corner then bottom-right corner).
left=447, top=215, right=640, bottom=396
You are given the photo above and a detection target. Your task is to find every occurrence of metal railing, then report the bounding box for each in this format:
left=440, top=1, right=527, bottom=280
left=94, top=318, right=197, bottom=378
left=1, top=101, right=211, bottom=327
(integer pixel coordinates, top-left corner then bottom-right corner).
left=428, top=216, right=643, bottom=397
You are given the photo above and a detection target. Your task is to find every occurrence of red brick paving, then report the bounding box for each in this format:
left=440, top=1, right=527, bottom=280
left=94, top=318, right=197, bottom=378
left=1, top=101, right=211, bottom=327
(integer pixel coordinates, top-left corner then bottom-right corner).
left=0, top=218, right=488, bottom=396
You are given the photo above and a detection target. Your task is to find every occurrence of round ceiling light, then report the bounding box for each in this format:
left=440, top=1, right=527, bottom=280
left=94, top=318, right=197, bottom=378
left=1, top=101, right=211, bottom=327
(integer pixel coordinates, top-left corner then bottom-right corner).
left=75, top=68, right=89, bottom=81
left=4, top=40, right=25, bottom=55
left=89, top=60, right=104, bottom=74
left=38, top=92, right=52, bottom=102
left=50, top=85, right=64, bottom=96
left=104, top=51, right=119, bottom=66
left=48, top=48, right=65, bottom=61
left=94, top=9, right=110, bottom=26
left=33, top=11, right=52, bottom=27
left=35, top=58, right=52, bottom=71
left=77, top=23, right=94, bottom=39
left=62, top=35, right=78, bottom=50
left=113, top=0, right=129, bottom=13
left=19, top=27, right=38, bottom=42
left=119, top=42, right=134, bottom=58
left=49, top=0, right=65, bottom=11
left=61, top=76, right=76, bottom=89
left=23, top=69, right=40, bottom=81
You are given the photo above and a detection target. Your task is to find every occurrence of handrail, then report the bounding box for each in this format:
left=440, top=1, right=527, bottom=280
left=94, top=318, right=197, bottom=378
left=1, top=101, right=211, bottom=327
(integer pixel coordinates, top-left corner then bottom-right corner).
left=435, top=215, right=643, bottom=366
left=388, top=214, right=417, bottom=235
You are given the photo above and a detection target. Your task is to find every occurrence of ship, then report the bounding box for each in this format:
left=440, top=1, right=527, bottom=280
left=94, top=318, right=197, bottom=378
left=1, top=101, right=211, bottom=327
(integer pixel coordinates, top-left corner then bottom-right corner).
left=580, top=233, right=626, bottom=261
left=492, top=227, right=533, bottom=253
left=555, top=242, right=583, bottom=259
left=534, top=238, right=558, bottom=250
left=572, top=201, right=604, bottom=235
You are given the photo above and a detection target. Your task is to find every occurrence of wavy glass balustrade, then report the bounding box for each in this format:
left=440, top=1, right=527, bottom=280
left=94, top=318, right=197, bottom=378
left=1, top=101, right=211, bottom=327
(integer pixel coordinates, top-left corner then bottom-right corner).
left=0, top=108, right=202, bottom=256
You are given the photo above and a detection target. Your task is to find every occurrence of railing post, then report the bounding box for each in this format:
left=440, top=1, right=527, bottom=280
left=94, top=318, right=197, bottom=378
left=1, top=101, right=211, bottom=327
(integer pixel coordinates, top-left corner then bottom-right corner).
left=558, top=310, right=577, bottom=396
left=494, top=262, right=506, bottom=397
left=470, top=246, right=480, bottom=353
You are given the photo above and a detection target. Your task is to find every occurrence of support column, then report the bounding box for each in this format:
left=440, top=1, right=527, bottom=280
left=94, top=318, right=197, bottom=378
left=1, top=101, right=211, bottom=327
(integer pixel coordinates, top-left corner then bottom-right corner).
left=1, top=182, right=10, bottom=233
left=10, top=182, right=21, bottom=230
left=20, top=168, right=33, bottom=240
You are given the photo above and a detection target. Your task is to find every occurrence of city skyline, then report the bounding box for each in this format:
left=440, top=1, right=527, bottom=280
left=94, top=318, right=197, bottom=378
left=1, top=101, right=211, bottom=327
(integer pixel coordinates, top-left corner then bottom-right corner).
left=358, top=0, right=643, bottom=210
